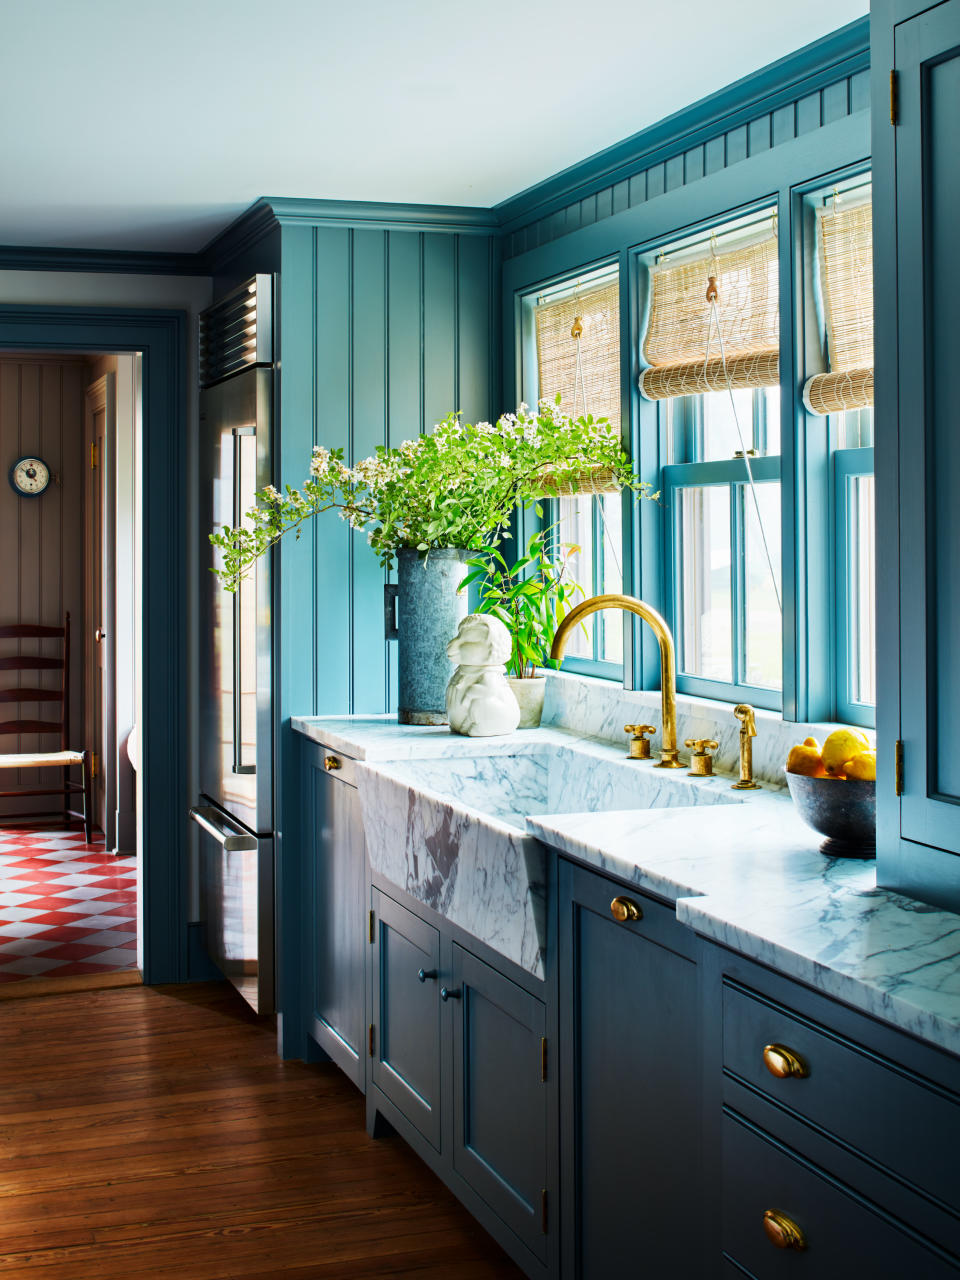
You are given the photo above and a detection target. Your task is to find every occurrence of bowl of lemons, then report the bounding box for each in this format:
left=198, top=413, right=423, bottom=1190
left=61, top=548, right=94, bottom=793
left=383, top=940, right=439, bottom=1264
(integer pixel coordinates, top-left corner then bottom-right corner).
left=784, top=728, right=876, bottom=858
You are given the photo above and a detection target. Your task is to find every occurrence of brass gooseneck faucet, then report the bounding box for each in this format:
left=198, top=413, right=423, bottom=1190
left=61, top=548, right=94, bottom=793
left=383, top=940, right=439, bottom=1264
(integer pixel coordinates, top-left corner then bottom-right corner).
left=550, top=594, right=683, bottom=768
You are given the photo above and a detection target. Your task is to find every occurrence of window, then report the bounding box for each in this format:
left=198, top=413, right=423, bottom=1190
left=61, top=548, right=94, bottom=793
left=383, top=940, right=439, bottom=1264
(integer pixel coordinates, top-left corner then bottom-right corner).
left=643, top=214, right=784, bottom=709
left=525, top=266, right=624, bottom=678
left=804, top=184, right=875, bottom=727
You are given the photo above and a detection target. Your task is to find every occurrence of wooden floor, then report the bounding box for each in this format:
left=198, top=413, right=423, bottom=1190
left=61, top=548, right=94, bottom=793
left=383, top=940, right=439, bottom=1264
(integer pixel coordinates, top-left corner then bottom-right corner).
left=0, top=982, right=522, bottom=1278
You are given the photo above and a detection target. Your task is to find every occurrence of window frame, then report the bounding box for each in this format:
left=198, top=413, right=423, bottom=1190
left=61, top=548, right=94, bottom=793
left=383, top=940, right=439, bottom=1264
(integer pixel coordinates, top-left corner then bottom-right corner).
left=834, top=445, right=875, bottom=728
left=519, top=260, right=627, bottom=681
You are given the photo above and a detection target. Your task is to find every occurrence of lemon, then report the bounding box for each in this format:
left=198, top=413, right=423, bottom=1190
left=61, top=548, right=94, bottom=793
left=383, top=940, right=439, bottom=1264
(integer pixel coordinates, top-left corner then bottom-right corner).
left=786, top=743, right=827, bottom=777
left=844, top=749, right=876, bottom=782
left=822, top=728, right=870, bottom=777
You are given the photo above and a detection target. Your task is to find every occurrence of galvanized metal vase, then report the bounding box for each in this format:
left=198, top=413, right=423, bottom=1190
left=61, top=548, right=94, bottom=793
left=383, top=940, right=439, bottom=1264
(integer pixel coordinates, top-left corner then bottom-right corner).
left=385, top=548, right=470, bottom=725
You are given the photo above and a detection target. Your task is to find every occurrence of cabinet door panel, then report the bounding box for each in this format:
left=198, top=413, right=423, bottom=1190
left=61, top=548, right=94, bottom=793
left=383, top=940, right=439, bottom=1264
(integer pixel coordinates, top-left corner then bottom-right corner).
left=560, top=862, right=701, bottom=1279
left=896, top=0, right=960, bottom=855
left=308, top=755, right=366, bottom=1088
left=371, top=890, right=442, bottom=1151
left=450, top=943, right=548, bottom=1260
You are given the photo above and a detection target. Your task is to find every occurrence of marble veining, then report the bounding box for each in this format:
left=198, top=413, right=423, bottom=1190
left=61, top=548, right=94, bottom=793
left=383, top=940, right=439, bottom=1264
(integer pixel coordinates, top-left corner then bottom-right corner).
left=541, top=671, right=873, bottom=788
left=357, top=759, right=549, bottom=979
left=293, top=713, right=960, bottom=1057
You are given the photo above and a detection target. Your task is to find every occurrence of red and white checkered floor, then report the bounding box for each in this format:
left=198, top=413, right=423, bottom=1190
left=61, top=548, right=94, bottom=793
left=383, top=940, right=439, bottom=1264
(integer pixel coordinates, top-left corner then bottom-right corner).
left=0, top=825, right=137, bottom=983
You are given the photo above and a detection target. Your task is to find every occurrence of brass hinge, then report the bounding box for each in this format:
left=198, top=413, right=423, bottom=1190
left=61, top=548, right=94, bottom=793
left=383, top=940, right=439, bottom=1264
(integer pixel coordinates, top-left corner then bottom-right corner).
left=890, top=70, right=898, bottom=126
left=895, top=740, right=904, bottom=796
left=90, top=441, right=98, bottom=470
left=368, top=1023, right=375, bottom=1057
left=90, top=752, right=99, bottom=779
left=368, top=909, right=375, bottom=944
left=541, top=1189, right=548, bottom=1235
left=540, top=1036, right=548, bottom=1083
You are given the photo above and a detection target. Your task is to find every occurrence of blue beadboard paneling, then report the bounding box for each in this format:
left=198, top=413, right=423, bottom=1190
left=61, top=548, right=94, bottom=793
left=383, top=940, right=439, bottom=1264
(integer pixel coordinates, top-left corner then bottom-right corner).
left=422, top=234, right=458, bottom=426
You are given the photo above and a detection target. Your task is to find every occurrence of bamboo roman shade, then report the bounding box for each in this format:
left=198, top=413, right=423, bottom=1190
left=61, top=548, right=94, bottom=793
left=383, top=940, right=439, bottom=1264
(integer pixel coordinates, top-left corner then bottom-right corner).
left=639, top=231, right=780, bottom=401
left=803, top=200, right=874, bottom=415
left=535, top=278, right=621, bottom=494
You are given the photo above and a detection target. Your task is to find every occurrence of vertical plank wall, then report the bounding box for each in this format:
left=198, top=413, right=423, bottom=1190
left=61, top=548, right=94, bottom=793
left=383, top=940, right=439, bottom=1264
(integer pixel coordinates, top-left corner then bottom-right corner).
left=0, top=357, right=85, bottom=816
left=279, top=224, right=500, bottom=720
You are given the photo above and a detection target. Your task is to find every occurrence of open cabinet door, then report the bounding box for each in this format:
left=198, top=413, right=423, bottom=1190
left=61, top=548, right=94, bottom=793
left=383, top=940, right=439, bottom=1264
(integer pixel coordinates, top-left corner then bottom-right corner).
left=84, top=374, right=115, bottom=843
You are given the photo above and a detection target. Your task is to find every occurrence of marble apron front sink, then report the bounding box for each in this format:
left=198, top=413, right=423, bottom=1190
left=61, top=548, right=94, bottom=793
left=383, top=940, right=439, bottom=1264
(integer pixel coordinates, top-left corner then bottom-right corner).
left=356, top=744, right=741, bottom=980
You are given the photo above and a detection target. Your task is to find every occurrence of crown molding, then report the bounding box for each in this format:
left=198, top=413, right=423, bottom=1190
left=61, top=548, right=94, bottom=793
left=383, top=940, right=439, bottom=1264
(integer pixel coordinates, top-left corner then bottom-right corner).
left=495, top=16, right=870, bottom=235
left=263, top=196, right=501, bottom=235
left=0, top=244, right=201, bottom=276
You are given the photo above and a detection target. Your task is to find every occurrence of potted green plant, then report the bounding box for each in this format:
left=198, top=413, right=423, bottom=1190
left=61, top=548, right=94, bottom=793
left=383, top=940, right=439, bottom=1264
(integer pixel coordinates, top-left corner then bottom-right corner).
left=210, top=399, right=649, bottom=723
left=461, top=527, right=584, bottom=728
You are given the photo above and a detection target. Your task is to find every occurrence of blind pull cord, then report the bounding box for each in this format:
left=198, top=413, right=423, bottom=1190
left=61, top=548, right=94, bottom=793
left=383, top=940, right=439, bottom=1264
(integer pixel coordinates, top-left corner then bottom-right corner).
left=703, top=293, right=783, bottom=615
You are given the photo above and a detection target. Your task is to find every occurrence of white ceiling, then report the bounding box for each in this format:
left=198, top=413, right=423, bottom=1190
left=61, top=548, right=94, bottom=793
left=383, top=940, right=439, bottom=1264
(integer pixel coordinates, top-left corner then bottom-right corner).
left=0, top=0, right=869, bottom=254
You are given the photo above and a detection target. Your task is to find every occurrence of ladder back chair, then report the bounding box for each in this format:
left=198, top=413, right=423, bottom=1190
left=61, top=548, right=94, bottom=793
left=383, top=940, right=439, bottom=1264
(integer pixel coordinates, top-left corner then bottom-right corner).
left=0, top=613, right=92, bottom=841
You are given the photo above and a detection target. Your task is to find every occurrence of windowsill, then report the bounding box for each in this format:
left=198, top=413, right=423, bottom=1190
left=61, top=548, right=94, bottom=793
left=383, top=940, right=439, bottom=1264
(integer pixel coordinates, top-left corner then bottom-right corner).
left=541, top=669, right=874, bottom=788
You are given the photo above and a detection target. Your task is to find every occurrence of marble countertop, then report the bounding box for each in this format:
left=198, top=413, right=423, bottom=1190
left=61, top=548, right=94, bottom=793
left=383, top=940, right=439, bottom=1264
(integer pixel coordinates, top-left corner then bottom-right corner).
left=293, top=714, right=960, bottom=1057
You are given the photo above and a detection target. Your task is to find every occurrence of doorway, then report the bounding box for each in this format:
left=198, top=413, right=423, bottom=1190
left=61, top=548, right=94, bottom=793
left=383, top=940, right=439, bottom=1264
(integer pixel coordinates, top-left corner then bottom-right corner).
left=0, top=304, right=189, bottom=987
left=0, top=352, right=139, bottom=986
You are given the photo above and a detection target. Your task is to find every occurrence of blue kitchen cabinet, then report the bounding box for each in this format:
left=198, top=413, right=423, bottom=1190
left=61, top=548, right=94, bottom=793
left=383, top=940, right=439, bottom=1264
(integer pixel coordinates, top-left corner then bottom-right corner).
left=873, top=0, right=960, bottom=906
left=557, top=859, right=703, bottom=1279
left=302, top=743, right=367, bottom=1089
left=369, top=887, right=443, bottom=1151
left=703, top=941, right=960, bottom=1276
left=449, top=942, right=551, bottom=1264
left=366, top=881, right=556, bottom=1277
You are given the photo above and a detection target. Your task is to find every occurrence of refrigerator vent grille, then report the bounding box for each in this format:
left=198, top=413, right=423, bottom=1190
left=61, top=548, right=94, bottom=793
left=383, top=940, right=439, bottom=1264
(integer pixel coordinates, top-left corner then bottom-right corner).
left=200, top=274, right=273, bottom=387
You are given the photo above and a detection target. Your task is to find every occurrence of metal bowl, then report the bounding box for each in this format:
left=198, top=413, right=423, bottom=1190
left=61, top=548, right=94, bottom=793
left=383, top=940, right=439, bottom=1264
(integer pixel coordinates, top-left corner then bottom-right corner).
left=784, top=769, right=876, bottom=859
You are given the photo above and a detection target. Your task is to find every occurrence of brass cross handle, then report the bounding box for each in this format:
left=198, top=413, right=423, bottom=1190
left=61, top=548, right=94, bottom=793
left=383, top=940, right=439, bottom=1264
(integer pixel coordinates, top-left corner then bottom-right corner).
left=684, top=739, right=719, bottom=777
left=624, top=724, right=656, bottom=760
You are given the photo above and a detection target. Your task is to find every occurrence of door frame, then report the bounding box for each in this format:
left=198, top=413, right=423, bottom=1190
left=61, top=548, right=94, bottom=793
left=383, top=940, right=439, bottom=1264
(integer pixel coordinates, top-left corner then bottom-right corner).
left=83, top=373, right=114, bottom=844
left=0, top=305, right=188, bottom=983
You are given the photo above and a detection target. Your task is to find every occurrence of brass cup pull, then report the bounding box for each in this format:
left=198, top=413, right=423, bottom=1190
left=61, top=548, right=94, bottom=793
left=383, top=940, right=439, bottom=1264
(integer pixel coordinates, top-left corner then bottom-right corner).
left=763, top=1208, right=806, bottom=1251
left=610, top=896, right=642, bottom=923
left=323, top=756, right=342, bottom=772
left=763, top=1043, right=809, bottom=1079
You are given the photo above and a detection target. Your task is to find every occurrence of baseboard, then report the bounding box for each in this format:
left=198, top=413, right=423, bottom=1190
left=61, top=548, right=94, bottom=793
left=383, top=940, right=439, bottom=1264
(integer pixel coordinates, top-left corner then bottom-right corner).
left=0, top=968, right=141, bottom=1001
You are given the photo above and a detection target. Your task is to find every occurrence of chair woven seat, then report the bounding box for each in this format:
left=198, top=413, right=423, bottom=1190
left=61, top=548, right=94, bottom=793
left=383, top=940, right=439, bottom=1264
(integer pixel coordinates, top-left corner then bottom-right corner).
left=0, top=749, right=84, bottom=769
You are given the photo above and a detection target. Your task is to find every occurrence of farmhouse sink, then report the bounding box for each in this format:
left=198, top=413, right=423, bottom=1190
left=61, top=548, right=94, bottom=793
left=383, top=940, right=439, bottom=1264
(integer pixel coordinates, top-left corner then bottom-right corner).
left=355, top=741, right=741, bottom=980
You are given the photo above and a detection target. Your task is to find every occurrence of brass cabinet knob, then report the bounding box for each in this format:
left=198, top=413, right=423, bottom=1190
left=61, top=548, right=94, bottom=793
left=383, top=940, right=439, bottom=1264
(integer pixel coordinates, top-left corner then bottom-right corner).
left=763, top=1208, right=806, bottom=1251
left=762, top=1043, right=809, bottom=1079
left=610, top=896, right=643, bottom=923
left=417, top=968, right=437, bottom=983
left=323, top=755, right=342, bottom=772
left=624, top=724, right=656, bottom=760
left=440, top=987, right=461, bottom=1002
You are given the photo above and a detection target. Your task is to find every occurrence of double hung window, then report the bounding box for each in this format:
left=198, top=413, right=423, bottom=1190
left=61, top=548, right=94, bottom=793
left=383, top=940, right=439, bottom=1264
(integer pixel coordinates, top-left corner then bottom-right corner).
left=529, top=268, right=624, bottom=677
left=642, top=216, right=784, bottom=708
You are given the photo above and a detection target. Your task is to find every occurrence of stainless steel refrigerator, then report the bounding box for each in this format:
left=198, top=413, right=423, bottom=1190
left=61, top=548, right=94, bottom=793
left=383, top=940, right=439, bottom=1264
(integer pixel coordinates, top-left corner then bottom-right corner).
left=190, top=276, right=275, bottom=1014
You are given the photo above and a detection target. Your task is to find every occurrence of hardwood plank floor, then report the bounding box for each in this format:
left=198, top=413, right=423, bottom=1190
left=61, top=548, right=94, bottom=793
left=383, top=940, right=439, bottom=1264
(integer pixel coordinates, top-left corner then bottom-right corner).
left=0, top=982, right=522, bottom=1278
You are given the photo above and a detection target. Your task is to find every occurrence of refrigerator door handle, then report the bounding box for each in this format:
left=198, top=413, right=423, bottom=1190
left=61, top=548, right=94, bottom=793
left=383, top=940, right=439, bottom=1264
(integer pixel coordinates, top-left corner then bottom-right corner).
left=232, top=427, right=257, bottom=776
left=189, top=806, right=258, bottom=851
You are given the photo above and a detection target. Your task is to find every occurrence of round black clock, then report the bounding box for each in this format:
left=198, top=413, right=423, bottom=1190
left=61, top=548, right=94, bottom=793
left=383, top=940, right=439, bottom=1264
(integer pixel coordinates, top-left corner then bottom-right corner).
left=9, top=456, right=51, bottom=497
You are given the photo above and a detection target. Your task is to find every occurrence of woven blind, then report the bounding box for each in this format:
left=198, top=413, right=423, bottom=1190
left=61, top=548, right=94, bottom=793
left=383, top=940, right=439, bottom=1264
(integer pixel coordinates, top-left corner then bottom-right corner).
left=639, top=231, right=780, bottom=401
left=803, top=201, right=874, bottom=415
left=535, top=278, right=621, bottom=494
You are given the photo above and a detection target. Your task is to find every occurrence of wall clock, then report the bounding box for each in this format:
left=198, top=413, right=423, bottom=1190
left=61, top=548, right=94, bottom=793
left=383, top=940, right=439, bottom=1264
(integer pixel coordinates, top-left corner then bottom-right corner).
left=8, top=456, right=51, bottom=497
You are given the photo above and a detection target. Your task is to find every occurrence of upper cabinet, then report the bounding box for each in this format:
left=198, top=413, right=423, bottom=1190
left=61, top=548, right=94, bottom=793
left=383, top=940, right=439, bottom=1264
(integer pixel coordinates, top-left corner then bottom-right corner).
left=873, top=0, right=960, bottom=908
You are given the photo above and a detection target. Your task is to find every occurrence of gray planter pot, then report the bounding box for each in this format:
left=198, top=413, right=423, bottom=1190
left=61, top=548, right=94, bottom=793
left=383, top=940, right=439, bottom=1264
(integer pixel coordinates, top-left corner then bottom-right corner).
left=385, top=548, right=470, bottom=725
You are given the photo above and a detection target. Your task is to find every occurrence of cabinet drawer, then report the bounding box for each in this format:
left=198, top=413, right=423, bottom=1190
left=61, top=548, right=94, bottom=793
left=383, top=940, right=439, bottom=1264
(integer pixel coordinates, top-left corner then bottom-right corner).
left=723, top=980, right=960, bottom=1211
left=722, top=1112, right=960, bottom=1278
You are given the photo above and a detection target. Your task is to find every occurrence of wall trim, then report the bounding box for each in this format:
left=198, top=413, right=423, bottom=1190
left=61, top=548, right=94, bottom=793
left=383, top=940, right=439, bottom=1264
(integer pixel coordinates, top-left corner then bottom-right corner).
left=264, top=196, right=501, bottom=235
left=0, top=305, right=189, bottom=985
left=0, top=244, right=201, bottom=276
left=495, top=17, right=870, bottom=236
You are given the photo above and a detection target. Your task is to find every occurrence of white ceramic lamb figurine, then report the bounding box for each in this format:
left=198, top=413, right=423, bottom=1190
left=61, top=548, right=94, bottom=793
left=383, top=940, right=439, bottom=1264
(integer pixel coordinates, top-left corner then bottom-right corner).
left=445, top=614, right=521, bottom=737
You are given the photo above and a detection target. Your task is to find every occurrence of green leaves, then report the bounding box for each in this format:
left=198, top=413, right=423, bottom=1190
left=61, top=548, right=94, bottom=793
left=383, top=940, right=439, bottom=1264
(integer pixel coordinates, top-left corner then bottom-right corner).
left=210, top=402, right=653, bottom=591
